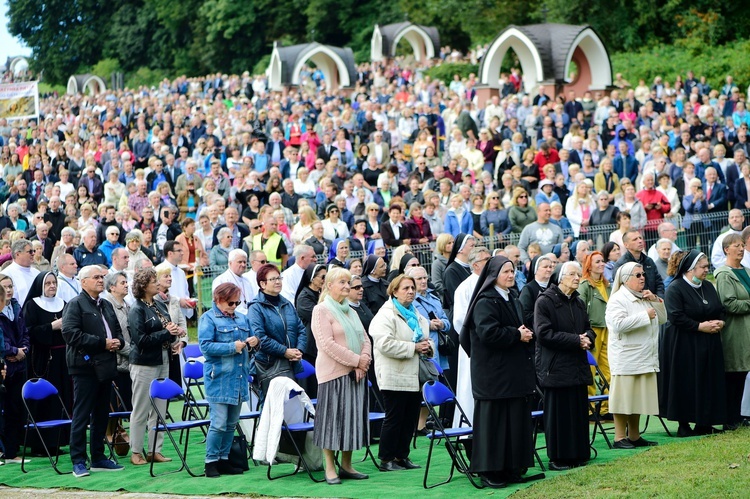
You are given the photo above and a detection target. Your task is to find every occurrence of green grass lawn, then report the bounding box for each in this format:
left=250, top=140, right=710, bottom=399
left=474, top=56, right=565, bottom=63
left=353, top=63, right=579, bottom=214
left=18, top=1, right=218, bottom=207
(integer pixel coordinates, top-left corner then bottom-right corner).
left=516, top=427, right=750, bottom=498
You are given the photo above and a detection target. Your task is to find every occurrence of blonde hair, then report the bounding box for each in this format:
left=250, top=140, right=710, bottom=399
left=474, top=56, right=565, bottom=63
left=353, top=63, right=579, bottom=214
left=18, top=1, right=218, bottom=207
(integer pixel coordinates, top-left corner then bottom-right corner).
left=436, top=233, right=453, bottom=256
left=510, top=186, right=529, bottom=206
left=390, top=245, right=413, bottom=272
left=319, top=267, right=352, bottom=303
left=155, top=262, right=172, bottom=279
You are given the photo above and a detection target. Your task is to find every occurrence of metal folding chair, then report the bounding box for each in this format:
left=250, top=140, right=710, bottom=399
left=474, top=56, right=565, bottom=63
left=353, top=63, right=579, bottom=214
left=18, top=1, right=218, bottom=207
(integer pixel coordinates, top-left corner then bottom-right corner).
left=293, top=359, right=317, bottom=406
left=148, top=378, right=211, bottom=477
left=182, top=360, right=209, bottom=421
left=105, top=381, right=132, bottom=461
left=587, top=351, right=613, bottom=449
left=266, top=389, right=324, bottom=483
left=21, top=378, right=72, bottom=474
left=421, top=380, right=482, bottom=489
left=239, top=375, right=261, bottom=464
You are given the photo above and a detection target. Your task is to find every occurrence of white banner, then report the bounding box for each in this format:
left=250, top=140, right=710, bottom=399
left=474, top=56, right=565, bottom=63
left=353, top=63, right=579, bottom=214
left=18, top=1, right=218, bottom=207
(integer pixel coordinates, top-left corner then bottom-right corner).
left=0, top=81, right=39, bottom=120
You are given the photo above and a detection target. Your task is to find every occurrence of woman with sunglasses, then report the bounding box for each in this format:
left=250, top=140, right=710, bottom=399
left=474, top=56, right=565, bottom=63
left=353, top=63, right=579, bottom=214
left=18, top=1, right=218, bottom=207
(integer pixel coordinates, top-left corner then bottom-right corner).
left=605, top=262, right=666, bottom=449
left=199, top=283, right=257, bottom=477
left=508, top=187, right=536, bottom=234
left=247, top=264, right=308, bottom=401
left=479, top=190, right=511, bottom=237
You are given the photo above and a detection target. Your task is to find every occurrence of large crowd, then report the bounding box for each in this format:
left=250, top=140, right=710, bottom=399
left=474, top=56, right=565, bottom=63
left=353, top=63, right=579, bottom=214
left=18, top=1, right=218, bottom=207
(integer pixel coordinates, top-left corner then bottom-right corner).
left=0, top=52, right=749, bottom=488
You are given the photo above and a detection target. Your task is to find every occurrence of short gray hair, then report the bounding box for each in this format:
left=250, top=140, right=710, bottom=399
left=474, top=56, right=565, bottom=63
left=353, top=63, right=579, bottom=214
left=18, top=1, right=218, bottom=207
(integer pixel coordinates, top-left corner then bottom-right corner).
left=61, top=227, right=76, bottom=238
left=293, top=244, right=313, bottom=258
left=11, top=239, right=31, bottom=257
left=217, top=227, right=232, bottom=240
left=469, top=246, right=490, bottom=265
left=104, top=271, right=127, bottom=292
left=228, top=249, right=247, bottom=262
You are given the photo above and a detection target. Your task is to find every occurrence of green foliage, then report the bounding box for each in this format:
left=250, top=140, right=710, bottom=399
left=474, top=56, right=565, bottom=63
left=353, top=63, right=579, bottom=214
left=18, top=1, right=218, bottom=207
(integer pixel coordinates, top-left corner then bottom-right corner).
left=125, top=67, right=167, bottom=89
left=252, top=55, right=271, bottom=77
left=423, top=63, right=479, bottom=83
left=611, top=42, right=750, bottom=92
left=90, top=59, right=122, bottom=81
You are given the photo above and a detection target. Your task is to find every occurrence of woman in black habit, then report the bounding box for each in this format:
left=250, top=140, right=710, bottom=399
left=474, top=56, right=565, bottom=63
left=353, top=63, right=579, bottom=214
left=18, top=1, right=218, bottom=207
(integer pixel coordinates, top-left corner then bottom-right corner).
left=361, top=255, right=388, bottom=313
left=461, top=256, right=539, bottom=488
left=661, top=249, right=727, bottom=436
left=23, top=271, right=71, bottom=452
left=295, top=263, right=327, bottom=399
left=534, top=261, right=595, bottom=471
left=518, top=255, right=555, bottom=329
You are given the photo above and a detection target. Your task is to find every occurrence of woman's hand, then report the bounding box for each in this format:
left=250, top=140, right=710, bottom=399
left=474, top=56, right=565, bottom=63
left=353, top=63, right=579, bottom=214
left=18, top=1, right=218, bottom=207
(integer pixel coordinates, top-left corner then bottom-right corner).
left=234, top=340, right=246, bottom=353
left=245, top=336, right=259, bottom=348
left=172, top=342, right=183, bottom=356
left=166, top=322, right=181, bottom=336
left=698, top=321, right=722, bottom=334
left=51, top=318, right=63, bottom=330
left=519, top=325, right=533, bottom=343
left=646, top=308, right=657, bottom=320
left=284, top=348, right=303, bottom=361
left=429, top=318, right=443, bottom=331
left=415, top=340, right=432, bottom=355
left=579, top=334, right=592, bottom=350
left=641, top=290, right=660, bottom=302
left=354, top=367, right=367, bottom=382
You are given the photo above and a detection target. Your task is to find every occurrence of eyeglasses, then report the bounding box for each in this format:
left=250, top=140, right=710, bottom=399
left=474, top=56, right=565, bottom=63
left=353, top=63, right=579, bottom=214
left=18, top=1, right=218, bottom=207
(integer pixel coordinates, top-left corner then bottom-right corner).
left=265, top=276, right=283, bottom=283
left=227, top=301, right=241, bottom=307
left=518, top=195, right=528, bottom=199
left=490, top=196, right=499, bottom=199
left=350, top=285, right=363, bottom=290
left=254, top=259, right=268, bottom=264
left=369, top=208, right=378, bottom=212
left=86, top=275, right=106, bottom=280
left=24, top=249, right=34, bottom=254
left=629, top=272, right=646, bottom=278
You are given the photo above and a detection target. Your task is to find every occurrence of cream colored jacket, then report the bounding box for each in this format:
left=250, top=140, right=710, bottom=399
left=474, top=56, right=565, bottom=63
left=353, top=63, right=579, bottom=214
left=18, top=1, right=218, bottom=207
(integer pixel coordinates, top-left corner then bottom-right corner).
left=370, top=299, right=434, bottom=392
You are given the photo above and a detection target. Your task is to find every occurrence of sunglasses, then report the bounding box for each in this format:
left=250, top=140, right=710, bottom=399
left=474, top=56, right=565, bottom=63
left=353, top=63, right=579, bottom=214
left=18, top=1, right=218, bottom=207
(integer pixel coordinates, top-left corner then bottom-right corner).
left=351, top=285, right=363, bottom=290
left=227, top=301, right=242, bottom=306
left=254, top=259, right=268, bottom=264
left=630, top=272, right=646, bottom=278
left=518, top=195, right=528, bottom=199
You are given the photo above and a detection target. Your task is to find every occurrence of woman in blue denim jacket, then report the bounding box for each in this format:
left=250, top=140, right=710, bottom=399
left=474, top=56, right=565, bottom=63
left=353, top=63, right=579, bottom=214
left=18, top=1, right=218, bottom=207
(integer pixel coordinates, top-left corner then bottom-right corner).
left=246, top=264, right=307, bottom=400
left=198, top=282, right=258, bottom=478
left=408, top=266, right=451, bottom=371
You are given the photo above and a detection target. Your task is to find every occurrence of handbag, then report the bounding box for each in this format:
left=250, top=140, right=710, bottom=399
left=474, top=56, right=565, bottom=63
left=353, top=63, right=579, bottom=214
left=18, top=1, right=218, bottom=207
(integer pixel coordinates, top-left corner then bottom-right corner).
left=255, top=357, right=295, bottom=395
left=418, top=356, right=439, bottom=386
left=436, top=329, right=456, bottom=356
left=83, top=351, right=118, bottom=382
left=106, top=418, right=130, bottom=457
left=228, top=435, right=250, bottom=471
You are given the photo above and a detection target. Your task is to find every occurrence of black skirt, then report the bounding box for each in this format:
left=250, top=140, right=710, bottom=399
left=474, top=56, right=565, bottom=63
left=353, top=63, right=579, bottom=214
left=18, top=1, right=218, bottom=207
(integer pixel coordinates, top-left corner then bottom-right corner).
left=544, top=385, right=590, bottom=464
left=470, top=397, right=534, bottom=474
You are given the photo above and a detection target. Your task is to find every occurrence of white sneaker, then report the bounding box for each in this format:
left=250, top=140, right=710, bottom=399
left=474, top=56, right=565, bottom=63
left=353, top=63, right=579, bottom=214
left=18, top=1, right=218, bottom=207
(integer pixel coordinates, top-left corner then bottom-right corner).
left=5, top=457, right=31, bottom=464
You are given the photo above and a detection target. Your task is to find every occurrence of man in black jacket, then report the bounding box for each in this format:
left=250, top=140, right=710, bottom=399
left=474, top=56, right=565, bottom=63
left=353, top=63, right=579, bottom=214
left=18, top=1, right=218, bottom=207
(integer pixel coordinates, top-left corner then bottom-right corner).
left=611, top=229, right=665, bottom=298
left=62, top=265, right=125, bottom=477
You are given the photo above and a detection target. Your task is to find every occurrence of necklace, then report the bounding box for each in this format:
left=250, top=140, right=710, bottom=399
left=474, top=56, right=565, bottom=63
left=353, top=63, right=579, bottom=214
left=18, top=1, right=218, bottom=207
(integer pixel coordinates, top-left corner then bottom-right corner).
left=691, top=284, right=708, bottom=305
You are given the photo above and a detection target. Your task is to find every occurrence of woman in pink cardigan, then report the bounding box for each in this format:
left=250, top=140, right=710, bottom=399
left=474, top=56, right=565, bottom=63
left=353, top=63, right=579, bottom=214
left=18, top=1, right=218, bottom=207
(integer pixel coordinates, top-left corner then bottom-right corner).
left=311, top=267, right=372, bottom=485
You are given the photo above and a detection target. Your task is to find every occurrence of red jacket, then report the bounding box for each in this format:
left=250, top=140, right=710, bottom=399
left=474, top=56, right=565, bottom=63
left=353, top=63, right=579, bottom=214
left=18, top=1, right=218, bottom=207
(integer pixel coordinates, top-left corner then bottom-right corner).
left=636, top=188, right=670, bottom=229
left=534, top=149, right=560, bottom=177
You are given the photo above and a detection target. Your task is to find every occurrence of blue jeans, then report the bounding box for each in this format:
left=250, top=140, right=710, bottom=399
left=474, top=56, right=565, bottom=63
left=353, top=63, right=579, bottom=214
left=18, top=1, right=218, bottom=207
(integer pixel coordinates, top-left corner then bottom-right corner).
left=205, top=401, right=241, bottom=463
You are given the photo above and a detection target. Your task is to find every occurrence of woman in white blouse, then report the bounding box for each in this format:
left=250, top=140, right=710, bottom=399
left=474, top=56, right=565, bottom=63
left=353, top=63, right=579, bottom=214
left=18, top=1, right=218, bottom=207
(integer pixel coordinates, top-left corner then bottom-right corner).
left=656, top=173, right=680, bottom=219
left=293, top=166, right=317, bottom=200
left=565, top=180, right=597, bottom=237
left=322, top=204, right=350, bottom=242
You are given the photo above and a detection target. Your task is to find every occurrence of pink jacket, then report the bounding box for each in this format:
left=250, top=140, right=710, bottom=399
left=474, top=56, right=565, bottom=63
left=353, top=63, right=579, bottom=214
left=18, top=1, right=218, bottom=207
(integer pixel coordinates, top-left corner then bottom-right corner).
left=311, top=303, right=371, bottom=384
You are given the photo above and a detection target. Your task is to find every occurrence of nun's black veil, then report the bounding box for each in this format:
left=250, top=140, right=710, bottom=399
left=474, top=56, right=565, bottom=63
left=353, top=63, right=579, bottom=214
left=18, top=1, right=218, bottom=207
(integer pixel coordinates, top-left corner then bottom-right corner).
left=458, top=255, right=513, bottom=356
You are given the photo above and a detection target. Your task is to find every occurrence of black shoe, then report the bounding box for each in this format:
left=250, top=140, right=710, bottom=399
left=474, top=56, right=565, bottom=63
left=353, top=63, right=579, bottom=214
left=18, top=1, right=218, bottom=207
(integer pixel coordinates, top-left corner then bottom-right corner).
left=548, top=461, right=571, bottom=471
left=415, top=428, right=430, bottom=436
left=396, top=458, right=421, bottom=469
left=629, top=437, right=658, bottom=447
left=481, top=476, right=508, bottom=488
left=204, top=461, right=220, bottom=478
left=677, top=425, right=695, bottom=438
left=339, top=468, right=369, bottom=480
left=326, top=476, right=342, bottom=485
left=216, top=459, right=243, bottom=475
left=613, top=439, right=635, bottom=449
left=694, top=425, right=723, bottom=436
left=379, top=460, right=405, bottom=472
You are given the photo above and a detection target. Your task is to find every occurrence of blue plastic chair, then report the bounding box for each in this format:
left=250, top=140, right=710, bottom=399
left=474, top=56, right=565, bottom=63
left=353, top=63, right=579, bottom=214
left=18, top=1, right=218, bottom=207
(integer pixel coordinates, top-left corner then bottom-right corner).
left=293, top=359, right=317, bottom=405
left=149, top=378, right=211, bottom=477
left=421, top=380, right=482, bottom=489
left=182, top=343, right=202, bottom=360
left=182, top=360, right=209, bottom=421
left=21, top=378, right=73, bottom=474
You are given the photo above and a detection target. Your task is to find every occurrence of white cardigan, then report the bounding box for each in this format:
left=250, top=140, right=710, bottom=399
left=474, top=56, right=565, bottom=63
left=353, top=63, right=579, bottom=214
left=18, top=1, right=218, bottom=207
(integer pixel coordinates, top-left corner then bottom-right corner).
left=370, top=299, right=434, bottom=392
left=253, top=377, right=315, bottom=464
left=605, top=288, right=667, bottom=376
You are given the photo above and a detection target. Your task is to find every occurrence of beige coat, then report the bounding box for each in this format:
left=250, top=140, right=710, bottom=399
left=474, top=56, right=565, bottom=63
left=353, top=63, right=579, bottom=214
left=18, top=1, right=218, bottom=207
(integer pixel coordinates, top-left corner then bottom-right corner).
left=370, top=299, right=434, bottom=392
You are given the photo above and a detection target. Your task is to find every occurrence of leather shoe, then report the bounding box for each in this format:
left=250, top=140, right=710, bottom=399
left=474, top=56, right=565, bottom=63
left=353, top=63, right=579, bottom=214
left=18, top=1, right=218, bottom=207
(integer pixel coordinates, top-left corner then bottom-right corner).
left=204, top=461, right=220, bottom=478
left=548, top=461, right=571, bottom=471
left=613, top=439, right=636, bottom=449
left=480, top=476, right=508, bottom=488
left=677, top=425, right=695, bottom=438
left=396, top=458, right=421, bottom=469
left=339, top=468, right=369, bottom=480
left=130, top=453, right=147, bottom=466
left=326, top=476, right=342, bottom=485
left=379, top=460, right=405, bottom=472
left=629, top=437, right=657, bottom=447
left=216, top=459, right=244, bottom=475
left=146, top=452, right=173, bottom=463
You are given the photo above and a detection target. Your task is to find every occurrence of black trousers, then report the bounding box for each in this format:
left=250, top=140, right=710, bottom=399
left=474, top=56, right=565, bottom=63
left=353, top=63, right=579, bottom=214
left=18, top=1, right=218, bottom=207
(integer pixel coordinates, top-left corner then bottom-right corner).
left=1, top=369, right=27, bottom=458
left=70, top=374, right=112, bottom=465
left=725, top=371, right=748, bottom=426
left=378, top=390, right=421, bottom=461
